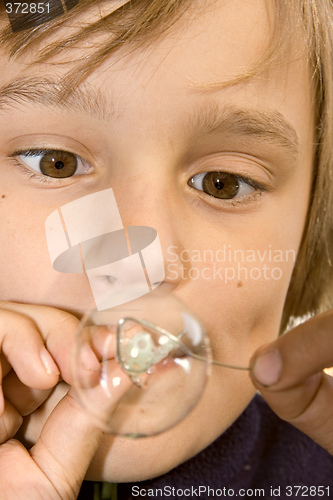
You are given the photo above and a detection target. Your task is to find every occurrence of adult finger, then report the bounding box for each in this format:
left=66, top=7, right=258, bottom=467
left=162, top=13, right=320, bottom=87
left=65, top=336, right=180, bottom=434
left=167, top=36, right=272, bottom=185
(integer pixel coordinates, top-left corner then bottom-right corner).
left=250, top=310, right=333, bottom=454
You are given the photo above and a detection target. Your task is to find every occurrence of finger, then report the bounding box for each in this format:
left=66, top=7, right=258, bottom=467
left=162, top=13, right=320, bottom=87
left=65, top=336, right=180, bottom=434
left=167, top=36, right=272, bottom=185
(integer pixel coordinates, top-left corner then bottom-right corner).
left=250, top=310, right=333, bottom=453
left=88, top=325, right=117, bottom=361
left=3, top=370, right=52, bottom=416
left=30, top=365, right=133, bottom=499
left=72, top=359, right=135, bottom=433
left=15, top=382, right=70, bottom=449
left=0, top=362, right=3, bottom=415
left=0, top=302, right=77, bottom=383
left=0, top=439, right=62, bottom=500
left=0, top=308, right=59, bottom=390
left=0, top=303, right=115, bottom=385
left=51, top=323, right=117, bottom=384
left=0, top=401, right=23, bottom=444
left=0, top=356, right=11, bottom=379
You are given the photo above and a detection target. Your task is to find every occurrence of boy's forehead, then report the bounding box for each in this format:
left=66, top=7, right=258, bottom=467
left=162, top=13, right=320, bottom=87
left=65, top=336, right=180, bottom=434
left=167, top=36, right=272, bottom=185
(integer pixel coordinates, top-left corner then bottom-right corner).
left=0, top=0, right=272, bottom=83
left=0, top=0, right=311, bottom=154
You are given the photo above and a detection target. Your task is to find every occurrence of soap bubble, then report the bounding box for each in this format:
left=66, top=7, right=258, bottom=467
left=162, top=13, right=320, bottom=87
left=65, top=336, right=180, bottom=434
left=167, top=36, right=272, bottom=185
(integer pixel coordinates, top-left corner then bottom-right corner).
left=71, top=289, right=212, bottom=437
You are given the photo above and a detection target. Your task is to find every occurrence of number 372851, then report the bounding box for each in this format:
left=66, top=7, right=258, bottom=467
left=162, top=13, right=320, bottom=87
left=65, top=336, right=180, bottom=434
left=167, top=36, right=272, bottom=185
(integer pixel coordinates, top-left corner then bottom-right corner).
left=5, top=3, right=50, bottom=14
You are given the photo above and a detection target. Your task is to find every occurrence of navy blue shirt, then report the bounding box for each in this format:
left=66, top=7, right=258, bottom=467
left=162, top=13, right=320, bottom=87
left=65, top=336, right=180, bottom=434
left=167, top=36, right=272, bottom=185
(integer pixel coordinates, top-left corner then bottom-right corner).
left=80, top=395, right=333, bottom=499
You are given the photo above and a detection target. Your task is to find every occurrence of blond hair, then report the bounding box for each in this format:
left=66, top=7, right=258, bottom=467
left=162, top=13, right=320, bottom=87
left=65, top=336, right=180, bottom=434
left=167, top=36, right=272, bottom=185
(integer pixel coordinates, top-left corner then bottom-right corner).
left=0, top=0, right=332, bottom=330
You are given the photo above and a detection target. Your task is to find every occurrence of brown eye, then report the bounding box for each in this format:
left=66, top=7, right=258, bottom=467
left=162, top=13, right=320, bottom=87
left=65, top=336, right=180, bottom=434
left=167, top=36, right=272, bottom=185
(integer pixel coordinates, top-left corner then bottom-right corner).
left=18, top=148, right=94, bottom=180
left=189, top=171, right=240, bottom=199
left=202, top=172, right=239, bottom=199
left=39, top=150, right=78, bottom=178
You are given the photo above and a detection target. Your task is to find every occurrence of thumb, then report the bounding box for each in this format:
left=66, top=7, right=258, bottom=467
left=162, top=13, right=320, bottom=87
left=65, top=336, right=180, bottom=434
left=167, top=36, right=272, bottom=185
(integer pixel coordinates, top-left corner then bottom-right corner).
left=30, top=363, right=132, bottom=499
left=249, top=311, right=333, bottom=454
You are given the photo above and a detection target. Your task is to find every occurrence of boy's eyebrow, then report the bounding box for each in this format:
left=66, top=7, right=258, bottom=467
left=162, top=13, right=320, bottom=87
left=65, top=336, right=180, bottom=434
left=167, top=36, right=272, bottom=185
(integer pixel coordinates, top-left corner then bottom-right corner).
left=190, top=103, right=299, bottom=158
left=0, top=77, right=111, bottom=120
left=0, top=77, right=299, bottom=157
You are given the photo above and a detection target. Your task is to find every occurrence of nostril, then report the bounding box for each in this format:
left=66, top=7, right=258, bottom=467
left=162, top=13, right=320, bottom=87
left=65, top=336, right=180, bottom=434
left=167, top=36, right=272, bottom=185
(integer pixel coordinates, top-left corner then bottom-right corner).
left=107, top=275, right=117, bottom=283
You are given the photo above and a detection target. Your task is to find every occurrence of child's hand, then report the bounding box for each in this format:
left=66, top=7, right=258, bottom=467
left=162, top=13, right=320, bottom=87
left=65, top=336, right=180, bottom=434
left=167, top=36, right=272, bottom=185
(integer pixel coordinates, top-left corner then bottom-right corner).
left=0, top=387, right=103, bottom=499
left=0, top=360, right=131, bottom=500
left=0, top=301, right=131, bottom=498
left=0, top=302, right=82, bottom=443
left=250, top=310, right=333, bottom=454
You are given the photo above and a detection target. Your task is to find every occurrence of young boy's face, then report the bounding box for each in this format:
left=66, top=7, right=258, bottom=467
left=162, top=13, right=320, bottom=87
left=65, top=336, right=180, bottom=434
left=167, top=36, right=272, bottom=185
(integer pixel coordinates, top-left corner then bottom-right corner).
left=0, top=0, right=314, bottom=481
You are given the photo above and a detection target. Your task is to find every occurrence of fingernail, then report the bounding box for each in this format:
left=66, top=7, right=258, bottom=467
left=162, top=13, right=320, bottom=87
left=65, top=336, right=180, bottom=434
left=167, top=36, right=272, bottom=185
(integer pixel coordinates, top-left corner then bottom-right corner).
left=252, top=349, right=282, bottom=387
left=80, top=344, right=101, bottom=371
left=40, top=347, right=60, bottom=375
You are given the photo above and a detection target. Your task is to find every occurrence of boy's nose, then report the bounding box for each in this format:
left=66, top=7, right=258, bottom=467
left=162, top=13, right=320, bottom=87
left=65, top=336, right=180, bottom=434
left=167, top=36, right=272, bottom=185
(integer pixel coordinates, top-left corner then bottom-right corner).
left=84, top=225, right=166, bottom=310
left=45, top=188, right=184, bottom=310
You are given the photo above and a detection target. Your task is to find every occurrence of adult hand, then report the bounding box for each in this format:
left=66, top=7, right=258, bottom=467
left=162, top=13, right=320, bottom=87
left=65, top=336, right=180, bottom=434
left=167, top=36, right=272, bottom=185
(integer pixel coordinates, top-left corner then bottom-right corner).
left=250, top=310, right=333, bottom=454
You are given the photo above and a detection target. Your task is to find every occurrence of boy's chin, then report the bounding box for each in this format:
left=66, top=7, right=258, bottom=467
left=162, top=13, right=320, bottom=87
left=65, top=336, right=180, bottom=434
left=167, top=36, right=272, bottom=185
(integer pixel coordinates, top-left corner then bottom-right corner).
left=87, top=378, right=256, bottom=483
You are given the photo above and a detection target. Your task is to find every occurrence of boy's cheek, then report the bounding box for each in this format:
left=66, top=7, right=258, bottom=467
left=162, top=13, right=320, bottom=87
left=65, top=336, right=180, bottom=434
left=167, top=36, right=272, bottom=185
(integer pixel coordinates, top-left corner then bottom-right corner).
left=182, top=256, right=292, bottom=333
left=0, top=259, right=96, bottom=313
left=0, top=230, right=95, bottom=312
left=0, top=192, right=94, bottom=310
